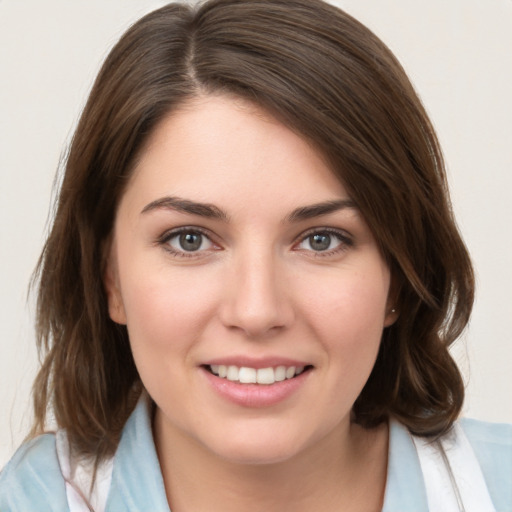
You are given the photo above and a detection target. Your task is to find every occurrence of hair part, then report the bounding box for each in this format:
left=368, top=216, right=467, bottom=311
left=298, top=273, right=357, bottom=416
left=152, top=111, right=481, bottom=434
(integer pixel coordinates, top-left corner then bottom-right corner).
left=31, top=0, right=474, bottom=461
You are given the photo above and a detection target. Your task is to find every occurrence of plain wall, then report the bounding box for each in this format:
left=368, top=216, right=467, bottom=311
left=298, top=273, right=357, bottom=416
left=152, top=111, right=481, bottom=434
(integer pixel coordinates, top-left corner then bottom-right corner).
left=1, top=0, right=511, bottom=467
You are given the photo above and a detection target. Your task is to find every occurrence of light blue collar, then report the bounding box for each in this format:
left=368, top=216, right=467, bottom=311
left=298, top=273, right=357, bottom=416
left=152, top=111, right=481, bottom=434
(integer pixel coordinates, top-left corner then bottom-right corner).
left=106, top=394, right=170, bottom=511
left=382, top=419, right=428, bottom=511
left=106, top=396, right=428, bottom=511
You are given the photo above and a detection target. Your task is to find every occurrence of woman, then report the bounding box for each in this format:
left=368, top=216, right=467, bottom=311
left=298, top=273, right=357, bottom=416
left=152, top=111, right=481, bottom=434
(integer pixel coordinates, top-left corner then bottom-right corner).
left=1, top=0, right=510, bottom=510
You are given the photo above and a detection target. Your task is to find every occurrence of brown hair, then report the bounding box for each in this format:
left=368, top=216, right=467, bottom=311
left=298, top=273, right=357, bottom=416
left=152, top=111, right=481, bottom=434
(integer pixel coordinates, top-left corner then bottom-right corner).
left=31, top=0, right=474, bottom=460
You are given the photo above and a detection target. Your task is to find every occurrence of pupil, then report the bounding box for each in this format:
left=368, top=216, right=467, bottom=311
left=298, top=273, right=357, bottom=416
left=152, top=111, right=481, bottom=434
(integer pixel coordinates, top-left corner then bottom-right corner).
left=180, top=232, right=202, bottom=251
left=311, top=233, right=330, bottom=251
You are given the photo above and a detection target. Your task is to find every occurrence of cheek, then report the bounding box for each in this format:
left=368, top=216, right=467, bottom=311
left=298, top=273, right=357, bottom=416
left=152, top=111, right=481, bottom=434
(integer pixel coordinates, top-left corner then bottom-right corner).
left=118, top=263, right=221, bottom=402
left=301, top=263, right=389, bottom=328
left=297, top=262, right=390, bottom=368
left=118, top=257, right=219, bottom=356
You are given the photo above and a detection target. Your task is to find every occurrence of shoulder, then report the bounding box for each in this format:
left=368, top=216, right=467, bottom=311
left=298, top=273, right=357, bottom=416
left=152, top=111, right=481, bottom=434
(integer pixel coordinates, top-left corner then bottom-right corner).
left=460, top=417, right=512, bottom=469
left=460, top=416, right=512, bottom=446
left=0, top=433, right=69, bottom=512
left=460, top=418, right=512, bottom=511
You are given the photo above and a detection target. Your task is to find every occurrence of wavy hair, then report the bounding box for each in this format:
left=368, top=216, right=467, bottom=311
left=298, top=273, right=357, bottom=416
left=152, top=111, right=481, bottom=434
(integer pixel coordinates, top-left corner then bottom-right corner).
left=31, top=0, right=474, bottom=461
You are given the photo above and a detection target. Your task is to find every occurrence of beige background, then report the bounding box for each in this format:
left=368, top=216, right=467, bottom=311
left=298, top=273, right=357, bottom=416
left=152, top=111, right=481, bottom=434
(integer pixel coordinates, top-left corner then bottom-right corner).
left=1, top=0, right=511, bottom=467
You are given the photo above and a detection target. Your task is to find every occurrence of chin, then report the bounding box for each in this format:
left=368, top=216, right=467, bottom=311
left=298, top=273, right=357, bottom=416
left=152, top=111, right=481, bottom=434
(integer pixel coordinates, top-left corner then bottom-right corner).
left=216, top=443, right=301, bottom=466
left=201, top=426, right=314, bottom=467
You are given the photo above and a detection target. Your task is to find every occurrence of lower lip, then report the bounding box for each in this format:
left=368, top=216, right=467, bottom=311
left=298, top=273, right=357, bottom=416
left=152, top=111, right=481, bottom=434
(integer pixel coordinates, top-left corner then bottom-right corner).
left=202, top=368, right=311, bottom=408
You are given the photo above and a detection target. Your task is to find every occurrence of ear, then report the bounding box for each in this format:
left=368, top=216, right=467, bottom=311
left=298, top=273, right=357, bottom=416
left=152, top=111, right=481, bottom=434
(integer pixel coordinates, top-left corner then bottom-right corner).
left=103, top=239, right=127, bottom=325
left=384, top=306, right=399, bottom=327
left=384, top=275, right=400, bottom=327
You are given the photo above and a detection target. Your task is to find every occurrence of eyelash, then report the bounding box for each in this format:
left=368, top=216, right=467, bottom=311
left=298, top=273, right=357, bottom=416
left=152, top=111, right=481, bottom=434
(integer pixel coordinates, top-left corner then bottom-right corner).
left=292, top=228, right=354, bottom=257
left=156, top=227, right=353, bottom=258
left=157, top=226, right=219, bottom=259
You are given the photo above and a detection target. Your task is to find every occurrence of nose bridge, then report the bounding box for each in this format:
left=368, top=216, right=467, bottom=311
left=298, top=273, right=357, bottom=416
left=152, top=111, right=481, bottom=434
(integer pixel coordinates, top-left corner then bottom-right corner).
left=221, top=241, right=292, bottom=337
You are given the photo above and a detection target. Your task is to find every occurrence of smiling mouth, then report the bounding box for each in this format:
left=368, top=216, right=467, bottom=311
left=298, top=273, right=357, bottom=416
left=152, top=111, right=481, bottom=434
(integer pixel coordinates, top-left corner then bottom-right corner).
left=204, top=364, right=313, bottom=385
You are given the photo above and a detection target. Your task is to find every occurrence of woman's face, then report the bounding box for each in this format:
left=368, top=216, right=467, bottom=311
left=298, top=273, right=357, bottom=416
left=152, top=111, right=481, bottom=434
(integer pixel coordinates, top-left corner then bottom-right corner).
left=105, top=95, right=396, bottom=465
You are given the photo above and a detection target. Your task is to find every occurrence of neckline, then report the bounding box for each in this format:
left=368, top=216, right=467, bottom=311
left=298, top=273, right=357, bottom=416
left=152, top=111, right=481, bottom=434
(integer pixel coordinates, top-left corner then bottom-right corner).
left=106, top=396, right=429, bottom=512
left=381, top=418, right=429, bottom=512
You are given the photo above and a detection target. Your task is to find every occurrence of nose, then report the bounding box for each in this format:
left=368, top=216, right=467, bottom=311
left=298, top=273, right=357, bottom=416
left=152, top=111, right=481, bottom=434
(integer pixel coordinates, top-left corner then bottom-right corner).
left=219, top=250, right=294, bottom=338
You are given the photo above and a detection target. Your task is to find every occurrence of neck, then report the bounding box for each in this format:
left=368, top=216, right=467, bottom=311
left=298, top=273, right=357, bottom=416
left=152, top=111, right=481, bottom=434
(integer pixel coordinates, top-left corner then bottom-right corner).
left=154, top=414, right=388, bottom=512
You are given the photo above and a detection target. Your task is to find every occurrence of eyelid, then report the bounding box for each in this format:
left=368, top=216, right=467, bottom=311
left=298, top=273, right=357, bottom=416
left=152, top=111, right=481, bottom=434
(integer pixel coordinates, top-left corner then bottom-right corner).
left=156, top=226, right=222, bottom=257
left=293, top=227, right=354, bottom=254
left=155, top=225, right=353, bottom=258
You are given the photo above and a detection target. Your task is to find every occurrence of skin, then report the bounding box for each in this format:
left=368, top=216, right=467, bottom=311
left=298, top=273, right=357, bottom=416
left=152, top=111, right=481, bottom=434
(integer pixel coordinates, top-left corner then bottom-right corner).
left=105, top=95, right=397, bottom=512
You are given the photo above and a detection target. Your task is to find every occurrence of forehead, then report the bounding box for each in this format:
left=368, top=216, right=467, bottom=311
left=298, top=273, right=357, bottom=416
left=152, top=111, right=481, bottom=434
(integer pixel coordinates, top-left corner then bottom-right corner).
left=121, top=95, right=349, bottom=217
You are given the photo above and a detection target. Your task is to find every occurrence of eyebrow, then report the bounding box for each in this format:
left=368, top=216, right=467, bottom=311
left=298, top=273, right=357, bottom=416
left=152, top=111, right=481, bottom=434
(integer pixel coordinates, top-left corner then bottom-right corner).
left=286, top=199, right=357, bottom=222
left=141, top=196, right=229, bottom=221
left=141, top=196, right=357, bottom=223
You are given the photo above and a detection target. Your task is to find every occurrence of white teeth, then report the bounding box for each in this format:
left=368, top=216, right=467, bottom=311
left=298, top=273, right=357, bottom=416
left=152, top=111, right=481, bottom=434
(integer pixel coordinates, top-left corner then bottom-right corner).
left=274, top=366, right=286, bottom=382
left=208, top=364, right=307, bottom=384
left=285, top=366, right=296, bottom=379
left=227, top=365, right=239, bottom=381
left=256, top=367, right=275, bottom=385
left=239, top=367, right=257, bottom=383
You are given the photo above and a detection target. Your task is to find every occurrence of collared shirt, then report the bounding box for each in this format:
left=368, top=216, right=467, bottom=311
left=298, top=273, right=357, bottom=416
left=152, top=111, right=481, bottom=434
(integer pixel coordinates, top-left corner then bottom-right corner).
left=1, top=396, right=511, bottom=511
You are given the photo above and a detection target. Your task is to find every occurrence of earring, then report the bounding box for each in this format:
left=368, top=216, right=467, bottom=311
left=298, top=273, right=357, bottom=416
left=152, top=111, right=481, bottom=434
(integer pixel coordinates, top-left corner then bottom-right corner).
left=391, top=308, right=396, bottom=313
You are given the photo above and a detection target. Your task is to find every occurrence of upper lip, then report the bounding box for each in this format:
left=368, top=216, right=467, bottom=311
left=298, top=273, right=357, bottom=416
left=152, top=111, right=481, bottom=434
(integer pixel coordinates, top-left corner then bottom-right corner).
left=202, top=356, right=312, bottom=369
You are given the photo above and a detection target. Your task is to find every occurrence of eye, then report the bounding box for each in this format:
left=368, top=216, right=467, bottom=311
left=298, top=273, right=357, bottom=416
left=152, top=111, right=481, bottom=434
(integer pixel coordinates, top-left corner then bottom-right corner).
left=295, top=229, right=352, bottom=255
left=159, top=228, right=217, bottom=256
